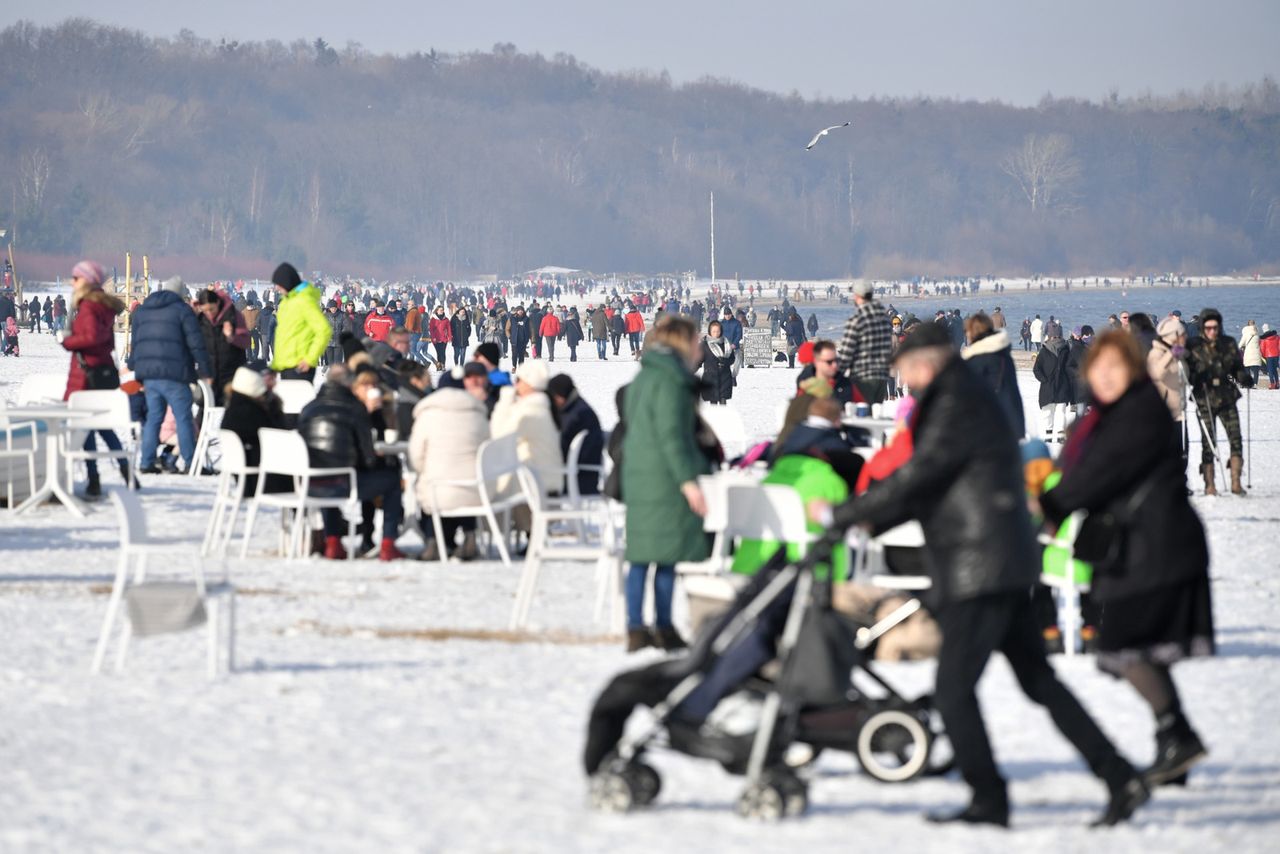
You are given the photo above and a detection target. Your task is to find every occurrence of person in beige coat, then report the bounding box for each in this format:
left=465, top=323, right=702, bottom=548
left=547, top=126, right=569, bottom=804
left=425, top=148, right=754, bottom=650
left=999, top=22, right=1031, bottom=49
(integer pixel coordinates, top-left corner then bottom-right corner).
left=408, top=373, right=490, bottom=560
left=1148, top=316, right=1187, bottom=423
left=1240, top=320, right=1262, bottom=386
left=491, top=359, right=563, bottom=499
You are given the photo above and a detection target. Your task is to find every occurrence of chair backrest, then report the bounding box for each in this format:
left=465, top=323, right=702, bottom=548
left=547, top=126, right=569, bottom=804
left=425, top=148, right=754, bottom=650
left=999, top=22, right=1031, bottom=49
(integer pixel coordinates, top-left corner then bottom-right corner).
left=477, top=433, right=521, bottom=483
left=515, top=465, right=543, bottom=514
left=697, top=470, right=760, bottom=534
left=699, top=403, right=749, bottom=454
left=722, top=483, right=811, bottom=547
left=275, top=380, right=317, bottom=415
left=256, top=428, right=315, bottom=477
left=68, top=389, right=134, bottom=432
left=111, top=488, right=148, bottom=547
left=17, top=373, right=68, bottom=405
left=564, top=430, right=587, bottom=499
left=217, top=429, right=248, bottom=474
left=192, top=379, right=215, bottom=425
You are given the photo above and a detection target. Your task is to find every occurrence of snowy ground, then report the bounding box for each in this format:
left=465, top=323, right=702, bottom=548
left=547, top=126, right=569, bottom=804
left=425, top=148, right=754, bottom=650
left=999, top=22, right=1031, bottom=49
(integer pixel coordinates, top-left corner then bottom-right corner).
left=2, top=325, right=1279, bottom=853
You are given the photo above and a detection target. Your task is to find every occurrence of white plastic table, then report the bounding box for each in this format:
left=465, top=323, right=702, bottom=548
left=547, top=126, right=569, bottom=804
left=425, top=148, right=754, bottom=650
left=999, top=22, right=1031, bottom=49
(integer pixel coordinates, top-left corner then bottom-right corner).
left=5, top=405, right=107, bottom=517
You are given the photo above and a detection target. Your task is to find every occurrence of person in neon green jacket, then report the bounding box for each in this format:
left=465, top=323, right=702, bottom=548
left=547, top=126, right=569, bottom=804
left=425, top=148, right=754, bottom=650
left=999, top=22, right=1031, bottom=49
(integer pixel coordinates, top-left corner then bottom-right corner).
left=731, top=454, right=850, bottom=581
left=268, top=262, right=331, bottom=379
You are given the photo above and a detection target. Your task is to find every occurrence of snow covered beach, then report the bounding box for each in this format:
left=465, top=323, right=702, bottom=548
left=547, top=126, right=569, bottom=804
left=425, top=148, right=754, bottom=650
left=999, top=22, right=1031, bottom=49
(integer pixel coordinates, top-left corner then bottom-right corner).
left=2, top=322, right=1278, bottom=852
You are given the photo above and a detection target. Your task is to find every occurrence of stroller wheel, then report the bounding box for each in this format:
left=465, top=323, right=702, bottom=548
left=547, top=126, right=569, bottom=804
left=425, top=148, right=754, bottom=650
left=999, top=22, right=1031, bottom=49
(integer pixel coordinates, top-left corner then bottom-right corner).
left=589, top=771, right=636, bottom=813
left=737, top=770, right=807, bottom=821
left=855, top=708, right=931, bottom=783
left=628, top=762, right=662, bottom=807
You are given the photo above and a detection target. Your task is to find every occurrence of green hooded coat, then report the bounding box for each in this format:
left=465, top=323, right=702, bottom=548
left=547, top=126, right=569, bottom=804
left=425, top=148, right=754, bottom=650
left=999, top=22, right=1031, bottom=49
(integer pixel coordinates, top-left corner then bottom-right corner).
left=622, top=346, right=712, bottom=564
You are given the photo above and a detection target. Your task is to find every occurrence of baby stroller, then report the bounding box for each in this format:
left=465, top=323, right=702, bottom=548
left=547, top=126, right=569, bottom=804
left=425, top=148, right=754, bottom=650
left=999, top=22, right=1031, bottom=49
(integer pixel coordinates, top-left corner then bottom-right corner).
left=2, top=317, right=18, bottom=356
left=584, top=543, right=948, bottom=820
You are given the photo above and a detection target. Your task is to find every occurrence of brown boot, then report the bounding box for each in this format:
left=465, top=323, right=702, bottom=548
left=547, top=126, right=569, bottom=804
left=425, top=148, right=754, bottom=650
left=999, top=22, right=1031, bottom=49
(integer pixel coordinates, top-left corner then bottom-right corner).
left=1201, top=464, right=1217, bottom=496
left=1229, top=456, right=1246, bottom=495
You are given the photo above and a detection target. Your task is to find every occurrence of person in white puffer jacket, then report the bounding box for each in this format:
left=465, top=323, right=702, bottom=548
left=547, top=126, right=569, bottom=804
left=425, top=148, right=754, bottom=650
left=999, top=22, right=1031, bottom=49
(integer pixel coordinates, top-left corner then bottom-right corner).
left=1240, top=319, right=1262, bottom=386
left=408, top=367, right=490, bottom=560
left=491, top=359, right=563, bottom=501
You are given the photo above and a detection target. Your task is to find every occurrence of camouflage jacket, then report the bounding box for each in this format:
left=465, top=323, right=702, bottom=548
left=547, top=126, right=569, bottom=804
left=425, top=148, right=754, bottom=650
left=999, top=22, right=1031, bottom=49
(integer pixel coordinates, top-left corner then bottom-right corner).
left=1186, top=334, right=1249, bottom=409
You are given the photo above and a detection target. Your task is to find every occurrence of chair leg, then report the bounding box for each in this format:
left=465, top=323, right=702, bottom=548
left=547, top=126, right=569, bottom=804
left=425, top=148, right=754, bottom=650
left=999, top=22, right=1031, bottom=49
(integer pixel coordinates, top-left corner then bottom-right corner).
left=239, top=501, right=261, bottom=559
left=226, top=590, right=236, bottom=673
left=92, top=554, right=129, bottom=674
left=432, top=512, right=449, bottom=565
left=488, top=509, right=511, bottom=567
left=114, top=619, right=132, bottom=674
left=219, top=496, right=243, bottom=558
left=207, top=597, right=219, bottom=679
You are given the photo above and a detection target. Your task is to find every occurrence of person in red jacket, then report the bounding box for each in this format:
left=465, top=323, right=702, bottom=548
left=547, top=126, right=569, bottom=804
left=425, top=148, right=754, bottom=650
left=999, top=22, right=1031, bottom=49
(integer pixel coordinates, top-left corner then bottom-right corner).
left=624, top=305, right=646, bottom=356
left=427, top=305, right=452, bottom=366
left=60, top=260, right=130, bottom=496
left=538, top=309, right=563, bottom=362
left=1260, top=324, right=1279, bottom=389
left=363, top=301, right=395, bottom=343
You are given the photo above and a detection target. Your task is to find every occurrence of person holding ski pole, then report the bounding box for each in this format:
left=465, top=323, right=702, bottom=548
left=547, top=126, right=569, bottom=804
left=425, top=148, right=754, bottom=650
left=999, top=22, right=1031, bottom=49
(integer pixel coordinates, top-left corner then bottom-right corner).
left=1186, top=308, right=1253, bottom=495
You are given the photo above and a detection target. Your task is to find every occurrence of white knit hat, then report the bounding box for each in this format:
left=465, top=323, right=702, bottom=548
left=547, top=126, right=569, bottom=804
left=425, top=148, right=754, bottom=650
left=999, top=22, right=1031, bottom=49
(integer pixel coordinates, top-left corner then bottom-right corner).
left=231, top=366, right=267, bottom=399
left=515, top=359, right=549, bottom=392
left=161, top=276, right=187, bottom=296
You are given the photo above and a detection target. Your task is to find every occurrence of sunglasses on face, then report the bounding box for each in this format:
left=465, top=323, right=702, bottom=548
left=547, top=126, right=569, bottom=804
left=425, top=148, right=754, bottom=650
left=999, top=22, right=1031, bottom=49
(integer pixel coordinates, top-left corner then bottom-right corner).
left=1203, top=323, right=1220, bottom=331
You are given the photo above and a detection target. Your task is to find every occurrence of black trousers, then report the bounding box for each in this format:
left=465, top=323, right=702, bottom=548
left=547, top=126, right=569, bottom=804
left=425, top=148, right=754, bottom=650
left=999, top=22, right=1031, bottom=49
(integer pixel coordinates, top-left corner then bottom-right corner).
left=934, top=591, right=1128, bottom=802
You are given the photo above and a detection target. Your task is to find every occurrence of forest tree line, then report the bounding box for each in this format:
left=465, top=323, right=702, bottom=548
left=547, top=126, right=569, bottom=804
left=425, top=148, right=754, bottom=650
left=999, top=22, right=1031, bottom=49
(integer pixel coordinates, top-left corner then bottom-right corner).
left=2, top=19, right=1279, bottom=280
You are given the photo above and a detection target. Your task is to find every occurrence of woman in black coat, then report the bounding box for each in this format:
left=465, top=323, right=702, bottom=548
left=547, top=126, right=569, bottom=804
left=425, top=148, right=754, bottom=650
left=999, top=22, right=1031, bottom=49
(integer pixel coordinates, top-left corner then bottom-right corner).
left=219, top=369, right=289, bottom=494
left=694, top=320, right=735, bottom=404
left=565, top=309, right=584, bottom=362
left=1041, top=329, right=1213, bottom=789
left=961, top=312, right=1025, bottom=437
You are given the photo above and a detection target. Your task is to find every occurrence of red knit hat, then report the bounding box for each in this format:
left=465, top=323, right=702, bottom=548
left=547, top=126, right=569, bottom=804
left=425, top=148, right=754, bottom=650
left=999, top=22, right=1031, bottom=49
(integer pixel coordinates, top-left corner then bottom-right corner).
left=796, top=340, right=816, bottom=365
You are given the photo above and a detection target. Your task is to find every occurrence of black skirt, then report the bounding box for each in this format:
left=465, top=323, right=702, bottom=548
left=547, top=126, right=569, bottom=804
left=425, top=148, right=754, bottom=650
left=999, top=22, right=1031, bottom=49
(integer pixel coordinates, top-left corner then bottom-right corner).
left=1095, top=574, right=1215, bottom=675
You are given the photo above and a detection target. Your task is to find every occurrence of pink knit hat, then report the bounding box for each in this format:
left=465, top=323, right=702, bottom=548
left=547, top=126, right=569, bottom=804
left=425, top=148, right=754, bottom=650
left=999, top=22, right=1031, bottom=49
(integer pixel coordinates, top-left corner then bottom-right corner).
left=71, top=260, right=105, bottom=287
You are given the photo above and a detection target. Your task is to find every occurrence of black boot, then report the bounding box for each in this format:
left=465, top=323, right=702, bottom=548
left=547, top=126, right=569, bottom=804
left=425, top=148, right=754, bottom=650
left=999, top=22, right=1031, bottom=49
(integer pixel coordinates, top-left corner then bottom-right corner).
left=1144, top=712, right=1206, bottom=787
left=653, top=626, right=688, bottom=652
left=118, top=460, right=137, bottom=490
left=85, top=471, right=101, bottom=498
left=1091, top=775, right=1150, bottom=827
left=626, top=628, right=652, bottom=653
left=926, top=791, right=1010, bottom=828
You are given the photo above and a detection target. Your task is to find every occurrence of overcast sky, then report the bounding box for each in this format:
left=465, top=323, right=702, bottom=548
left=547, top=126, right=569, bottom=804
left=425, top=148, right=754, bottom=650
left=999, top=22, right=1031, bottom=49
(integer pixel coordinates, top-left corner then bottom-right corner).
left=6, top=0, right=1278, bottom=105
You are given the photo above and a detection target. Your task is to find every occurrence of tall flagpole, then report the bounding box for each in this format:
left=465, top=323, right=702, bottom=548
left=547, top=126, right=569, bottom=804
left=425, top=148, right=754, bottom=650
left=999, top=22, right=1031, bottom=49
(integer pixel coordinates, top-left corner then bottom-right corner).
left=710, top=191, right=716, bottom=286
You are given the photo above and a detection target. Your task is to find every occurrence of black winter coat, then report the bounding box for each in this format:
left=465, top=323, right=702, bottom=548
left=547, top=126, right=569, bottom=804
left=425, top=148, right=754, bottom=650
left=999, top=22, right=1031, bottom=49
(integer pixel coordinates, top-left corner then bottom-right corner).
left=834, top=358, right=1037, bottom=607
left=696, top=338, right=735, bottom=403
left=1033, top=338, right=1075, bottom=406
left=566, top=317, right=584, bottom=347
left=296, top=382, right=377, bottom=471
left=1066, top=338, right=1089, bottom=404
left=509, top=315, right=531, bottom=351
left=1040, top=380, right=1208, bottom=601
left=220, top=391, right=290, bottom=493
left=198, top=305, right=248, bottom=404
left=961, top=330, right=1025, bottom=437
left=127, top=290, right=212, bottom=383
left=558, top=392, right=605, bottom=495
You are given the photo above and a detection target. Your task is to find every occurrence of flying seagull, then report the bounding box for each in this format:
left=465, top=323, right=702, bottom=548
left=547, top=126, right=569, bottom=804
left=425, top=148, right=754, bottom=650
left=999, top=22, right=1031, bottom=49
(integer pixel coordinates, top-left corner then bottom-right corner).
left=805, top=121, right=851, bottom=151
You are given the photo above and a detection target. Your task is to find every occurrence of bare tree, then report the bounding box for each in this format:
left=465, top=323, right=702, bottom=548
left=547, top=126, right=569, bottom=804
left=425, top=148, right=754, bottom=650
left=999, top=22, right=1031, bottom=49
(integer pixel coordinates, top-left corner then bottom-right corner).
left=18, top=148, right=52, bottom=211
left=1000, top=133, right=1081, bottom=212
left=215, top=208, right=237, bottom=257
left=79, top=92, right=122, bottom=138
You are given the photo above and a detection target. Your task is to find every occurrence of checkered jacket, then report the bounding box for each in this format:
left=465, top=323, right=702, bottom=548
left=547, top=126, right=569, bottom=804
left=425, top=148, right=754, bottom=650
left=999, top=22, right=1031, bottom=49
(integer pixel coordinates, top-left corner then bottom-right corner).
left=837, top=299, right=893, bottom=382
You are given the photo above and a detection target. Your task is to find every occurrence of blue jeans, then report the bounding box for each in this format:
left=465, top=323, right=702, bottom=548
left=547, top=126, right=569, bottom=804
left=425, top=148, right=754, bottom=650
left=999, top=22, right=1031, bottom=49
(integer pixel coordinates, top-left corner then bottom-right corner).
left=311, top=468, right=403, bottom=539
left=595, top=338, right=607, bottom=359
left=83, top=430, right=123, bottom=478
left=140, top=379, right=197, bottom=469
left=626, top=563, right=675, bottom=630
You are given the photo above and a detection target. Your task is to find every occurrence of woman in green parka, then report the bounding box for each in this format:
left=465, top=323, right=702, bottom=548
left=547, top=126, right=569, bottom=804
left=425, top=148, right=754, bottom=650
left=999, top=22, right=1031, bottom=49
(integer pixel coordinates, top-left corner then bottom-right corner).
left=621, top=316, right=711, bottom=653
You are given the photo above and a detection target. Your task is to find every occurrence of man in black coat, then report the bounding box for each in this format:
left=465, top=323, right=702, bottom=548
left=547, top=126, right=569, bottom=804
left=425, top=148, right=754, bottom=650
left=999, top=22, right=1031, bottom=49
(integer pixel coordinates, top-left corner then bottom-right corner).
left=815, top=323, right=1148, bottom=828
left=296, top=368, right=403, bottom=560
left=547, top=374, right=604, bottom=496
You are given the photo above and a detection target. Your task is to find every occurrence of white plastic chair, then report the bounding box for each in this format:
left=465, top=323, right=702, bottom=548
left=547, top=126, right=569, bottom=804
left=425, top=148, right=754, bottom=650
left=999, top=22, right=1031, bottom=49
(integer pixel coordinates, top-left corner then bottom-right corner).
left=202, top=430, right=257, bottom=557
left=275, top=379, right=317, bottom=416
left=427, top=434, right=527, bottom=566
left=509, top=466, right=624, bottom=631
left=63, top=389, right=139, bottom=490
left=698, top=403, right=750, bottom=461
left=188, top=380, right=224, bottom=476
left=239, top=428, right=359, bottom=560
left=92, top=490, right=235, bottom=678
left=676, top=469, right=763, bottom=576
left=16, top=373, right=68, bottom=405
left=0, top=413, right=39, bottom=510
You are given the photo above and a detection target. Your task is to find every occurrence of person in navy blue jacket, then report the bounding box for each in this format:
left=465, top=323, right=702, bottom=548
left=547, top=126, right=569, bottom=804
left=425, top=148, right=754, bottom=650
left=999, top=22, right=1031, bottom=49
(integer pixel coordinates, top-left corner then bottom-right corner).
left=127, top=276, right=213, bottom=474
